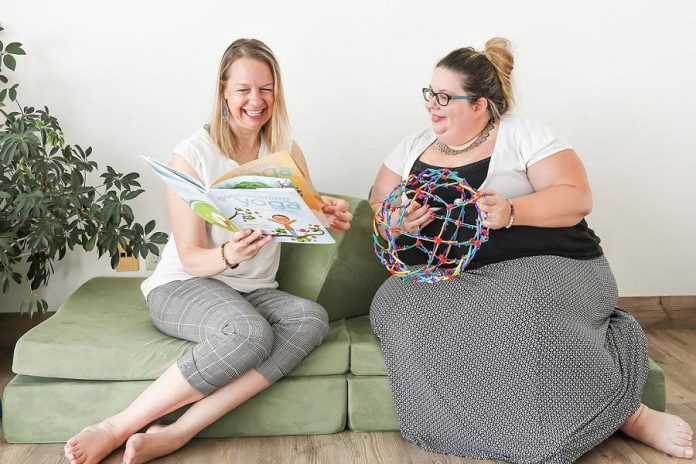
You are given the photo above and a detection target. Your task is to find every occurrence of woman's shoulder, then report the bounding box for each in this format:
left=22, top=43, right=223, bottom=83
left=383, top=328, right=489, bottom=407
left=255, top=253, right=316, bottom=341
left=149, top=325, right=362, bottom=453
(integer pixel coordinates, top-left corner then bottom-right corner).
left=172, top=127, right=222, bottom=162
left=394, top=128, right=436, bottom=155
left=499, top=113, right=572, bottom=164
left=174, top=127, right=214, bottom=153
left=383, top=128, right=435, bottom=174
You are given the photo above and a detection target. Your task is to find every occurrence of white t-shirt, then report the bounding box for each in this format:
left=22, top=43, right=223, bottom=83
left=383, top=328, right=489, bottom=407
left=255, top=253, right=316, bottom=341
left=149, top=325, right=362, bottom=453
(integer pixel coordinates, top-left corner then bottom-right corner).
left=383, top=114, right=573, bottom=199
left=141, top=128, right=282, bottom=299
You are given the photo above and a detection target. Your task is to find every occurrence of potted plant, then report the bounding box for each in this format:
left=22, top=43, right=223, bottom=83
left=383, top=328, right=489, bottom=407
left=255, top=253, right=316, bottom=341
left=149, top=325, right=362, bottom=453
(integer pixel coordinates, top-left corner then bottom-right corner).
left=0, top=26, right=167, bottom=315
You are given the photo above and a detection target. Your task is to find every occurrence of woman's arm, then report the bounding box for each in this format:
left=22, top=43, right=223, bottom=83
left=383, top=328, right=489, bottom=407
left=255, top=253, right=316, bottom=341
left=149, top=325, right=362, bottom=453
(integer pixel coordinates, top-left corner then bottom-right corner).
left=289, top=142, right=353, bottom=231
left=517, top=149, right=592, bottom=227
left=168, top=154, right=272, bottom=276
left=479, top=149, right=593, bottom=229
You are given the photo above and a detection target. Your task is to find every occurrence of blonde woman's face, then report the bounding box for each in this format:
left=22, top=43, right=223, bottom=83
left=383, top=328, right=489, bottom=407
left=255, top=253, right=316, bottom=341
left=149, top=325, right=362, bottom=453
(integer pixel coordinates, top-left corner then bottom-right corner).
left=426, top=67, right=478, bottom=144
left=223, top=58, right=275, bottom=134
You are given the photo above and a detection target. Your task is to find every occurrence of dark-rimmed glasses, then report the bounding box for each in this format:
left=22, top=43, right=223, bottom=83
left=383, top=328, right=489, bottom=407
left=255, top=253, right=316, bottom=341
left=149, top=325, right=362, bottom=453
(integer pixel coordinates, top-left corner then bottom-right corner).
left=422, top=87, right=477, bottom=106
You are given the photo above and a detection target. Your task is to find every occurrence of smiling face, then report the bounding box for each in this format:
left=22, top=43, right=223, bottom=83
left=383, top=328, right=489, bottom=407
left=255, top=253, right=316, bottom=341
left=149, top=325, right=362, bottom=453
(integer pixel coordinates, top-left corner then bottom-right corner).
left=222, top=58, right=275, bottom=135
left=426, top=66, right=487, bottom=145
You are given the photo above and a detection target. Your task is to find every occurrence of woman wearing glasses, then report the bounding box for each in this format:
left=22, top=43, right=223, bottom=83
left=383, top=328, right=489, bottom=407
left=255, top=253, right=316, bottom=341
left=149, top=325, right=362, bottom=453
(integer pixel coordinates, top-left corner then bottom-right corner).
left=63, top=39, right=353, bottom=464
left=369, top=38, right=692, bottom=462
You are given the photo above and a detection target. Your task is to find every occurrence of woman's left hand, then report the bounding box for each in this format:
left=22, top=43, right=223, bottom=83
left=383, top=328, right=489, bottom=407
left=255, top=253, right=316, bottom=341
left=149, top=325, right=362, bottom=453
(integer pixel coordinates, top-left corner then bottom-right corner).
left=477, top=188, right=512, bottom=230
left=321, top=195, right=353, bottom=232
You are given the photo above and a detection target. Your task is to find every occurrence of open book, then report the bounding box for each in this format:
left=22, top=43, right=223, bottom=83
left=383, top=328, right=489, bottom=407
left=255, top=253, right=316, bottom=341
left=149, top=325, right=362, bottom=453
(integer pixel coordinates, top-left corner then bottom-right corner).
left=143, top=151, right=335, bottom=244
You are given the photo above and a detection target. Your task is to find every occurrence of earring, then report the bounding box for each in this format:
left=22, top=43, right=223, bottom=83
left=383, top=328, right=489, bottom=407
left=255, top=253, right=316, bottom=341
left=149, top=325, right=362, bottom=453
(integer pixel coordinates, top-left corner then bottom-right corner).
left=221, top=100, right=229, bottom=123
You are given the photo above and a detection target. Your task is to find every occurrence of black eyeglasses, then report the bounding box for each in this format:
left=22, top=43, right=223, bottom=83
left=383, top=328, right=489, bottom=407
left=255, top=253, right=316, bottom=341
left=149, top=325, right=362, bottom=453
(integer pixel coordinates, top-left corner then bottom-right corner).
left=422, top=87, right=477, bottom=106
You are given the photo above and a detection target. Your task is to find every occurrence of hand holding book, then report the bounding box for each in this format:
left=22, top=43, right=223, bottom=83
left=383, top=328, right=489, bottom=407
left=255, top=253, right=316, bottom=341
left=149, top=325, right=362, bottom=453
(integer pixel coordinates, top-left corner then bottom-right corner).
left=143, top=151, right=336, bottom=244
left=223, top=229, right=274, bottom=267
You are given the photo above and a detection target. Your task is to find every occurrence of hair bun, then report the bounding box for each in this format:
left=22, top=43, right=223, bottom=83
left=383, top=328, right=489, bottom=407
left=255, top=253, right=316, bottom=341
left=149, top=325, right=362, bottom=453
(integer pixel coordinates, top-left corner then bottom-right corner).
left=484, top=38, right=512, bottom=54
left=482, top=37, right=514, bottom=112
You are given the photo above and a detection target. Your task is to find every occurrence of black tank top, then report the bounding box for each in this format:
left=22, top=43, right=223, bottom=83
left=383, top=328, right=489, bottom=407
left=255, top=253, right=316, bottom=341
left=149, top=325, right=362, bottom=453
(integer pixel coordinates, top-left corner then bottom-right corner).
left=395, top=157, right=603, bottom=269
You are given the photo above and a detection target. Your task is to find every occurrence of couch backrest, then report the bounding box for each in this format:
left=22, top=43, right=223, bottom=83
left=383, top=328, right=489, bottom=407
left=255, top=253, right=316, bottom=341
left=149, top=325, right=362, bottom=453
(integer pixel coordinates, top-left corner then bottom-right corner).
left=276, top=194, right=390, bottom=321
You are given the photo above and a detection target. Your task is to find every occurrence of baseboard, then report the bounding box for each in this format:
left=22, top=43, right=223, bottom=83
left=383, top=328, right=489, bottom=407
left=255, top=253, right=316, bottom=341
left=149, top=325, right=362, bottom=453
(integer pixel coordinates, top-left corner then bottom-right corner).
left=618, top=296, right=696, bottom=330
left=0, top=312, right=55, bottom=348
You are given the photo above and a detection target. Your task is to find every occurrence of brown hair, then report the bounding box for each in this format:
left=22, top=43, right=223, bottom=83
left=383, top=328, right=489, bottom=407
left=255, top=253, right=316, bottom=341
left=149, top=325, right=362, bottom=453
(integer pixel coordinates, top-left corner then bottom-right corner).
left=436, top=37, right=515, bottom=121
left=208, top=38, right=291, bottom=160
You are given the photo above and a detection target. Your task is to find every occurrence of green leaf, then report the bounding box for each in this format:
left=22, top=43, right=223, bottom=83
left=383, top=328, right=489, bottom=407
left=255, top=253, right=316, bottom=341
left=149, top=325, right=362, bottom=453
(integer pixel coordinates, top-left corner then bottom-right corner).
left=6, top=42, right=26, bottom=55
left=149, top=232, right=168, bottom=244
left=84, top=233, right=97, bottom=251
left=0, top=75, right=7, bottom=84
left=3, top=54, right=16, bottom=71
left=9, top=86, right=17, bottom=101
left=110, top=253, right=119, bottom=269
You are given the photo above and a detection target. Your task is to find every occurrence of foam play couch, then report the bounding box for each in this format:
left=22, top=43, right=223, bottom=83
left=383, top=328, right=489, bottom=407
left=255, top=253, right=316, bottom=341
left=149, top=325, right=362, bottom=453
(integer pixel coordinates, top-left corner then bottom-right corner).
left=2, top=195, right=666, bottom=443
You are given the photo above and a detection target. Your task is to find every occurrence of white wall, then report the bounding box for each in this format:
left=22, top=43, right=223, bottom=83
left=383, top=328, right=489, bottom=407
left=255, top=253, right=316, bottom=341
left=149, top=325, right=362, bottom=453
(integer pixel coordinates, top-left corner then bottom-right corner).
left=2, top=0, right=695, bottom=312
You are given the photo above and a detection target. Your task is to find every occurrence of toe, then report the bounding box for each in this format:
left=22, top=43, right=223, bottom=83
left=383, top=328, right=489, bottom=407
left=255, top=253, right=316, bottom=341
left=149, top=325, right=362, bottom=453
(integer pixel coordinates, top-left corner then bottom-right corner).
left=676, top=420, right=692, bottom=432
left=673, top=436, right=692, bottom=447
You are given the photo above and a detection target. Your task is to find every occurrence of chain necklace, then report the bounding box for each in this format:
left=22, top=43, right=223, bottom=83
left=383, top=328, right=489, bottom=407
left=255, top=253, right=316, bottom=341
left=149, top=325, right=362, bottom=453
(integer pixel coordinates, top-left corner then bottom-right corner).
left=434, top=118, right=495, bottom=156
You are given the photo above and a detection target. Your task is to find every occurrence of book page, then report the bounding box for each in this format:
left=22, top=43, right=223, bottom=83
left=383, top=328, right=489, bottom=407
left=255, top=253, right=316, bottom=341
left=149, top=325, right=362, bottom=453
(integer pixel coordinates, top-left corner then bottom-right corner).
left=142, top=156, right=239, bottom=232
left=211, top=151, right=326, bottom=211
left=207, top=187, right=335, bottom=244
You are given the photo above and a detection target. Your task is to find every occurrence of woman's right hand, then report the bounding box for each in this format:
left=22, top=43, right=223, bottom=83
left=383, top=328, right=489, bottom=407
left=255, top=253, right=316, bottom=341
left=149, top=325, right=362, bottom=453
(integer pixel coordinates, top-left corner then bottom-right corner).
left=396, top=201, right=436, bottom=235
left=223, top=229, right=274, bottom=266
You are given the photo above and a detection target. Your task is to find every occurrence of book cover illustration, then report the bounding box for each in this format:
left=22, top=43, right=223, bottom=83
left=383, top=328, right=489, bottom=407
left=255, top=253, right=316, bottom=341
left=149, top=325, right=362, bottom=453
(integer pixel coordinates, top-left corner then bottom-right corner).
left=143, top=156, right=335, bottom=244
left=212, top=151, right=325, bottom=213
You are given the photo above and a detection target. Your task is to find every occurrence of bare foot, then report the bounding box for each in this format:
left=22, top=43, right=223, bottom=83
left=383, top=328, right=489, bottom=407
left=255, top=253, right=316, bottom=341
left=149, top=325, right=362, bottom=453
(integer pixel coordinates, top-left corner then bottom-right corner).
left=621, top=404, right=693, bottom=458
left=63, top=419, right=126, bottom=464
left=122, top=427, right=191, bottom=464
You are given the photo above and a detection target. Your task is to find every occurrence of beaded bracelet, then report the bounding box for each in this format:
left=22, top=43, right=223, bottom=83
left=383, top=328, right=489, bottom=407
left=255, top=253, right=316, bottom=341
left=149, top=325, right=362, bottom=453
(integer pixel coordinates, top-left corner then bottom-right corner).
left=504, top=198, right=515, bottom=229
left=220, top=242, right=239, bottom=269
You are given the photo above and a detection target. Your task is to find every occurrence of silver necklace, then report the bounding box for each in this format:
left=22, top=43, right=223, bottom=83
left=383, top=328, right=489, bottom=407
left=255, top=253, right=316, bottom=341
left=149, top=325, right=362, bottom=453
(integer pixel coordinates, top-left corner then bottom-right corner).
left=434, top=119, right=495, bottom=156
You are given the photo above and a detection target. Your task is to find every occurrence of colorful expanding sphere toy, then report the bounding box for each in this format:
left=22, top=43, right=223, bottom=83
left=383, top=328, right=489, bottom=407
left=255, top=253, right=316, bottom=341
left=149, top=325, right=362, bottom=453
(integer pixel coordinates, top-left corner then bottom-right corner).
left=373, top=168, right=489, bottom=283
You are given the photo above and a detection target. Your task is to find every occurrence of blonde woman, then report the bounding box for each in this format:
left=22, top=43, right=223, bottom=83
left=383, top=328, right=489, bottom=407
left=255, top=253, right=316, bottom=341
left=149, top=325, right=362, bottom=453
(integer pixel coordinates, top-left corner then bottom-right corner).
left=369, top=38, right=692, bottom=462
left=64, top=39, right=353, bottom=464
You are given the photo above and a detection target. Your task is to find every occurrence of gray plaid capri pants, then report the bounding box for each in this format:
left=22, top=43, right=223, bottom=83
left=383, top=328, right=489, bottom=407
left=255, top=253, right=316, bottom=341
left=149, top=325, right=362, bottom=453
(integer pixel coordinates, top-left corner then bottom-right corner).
left=147, top=277, right=329, bottom=395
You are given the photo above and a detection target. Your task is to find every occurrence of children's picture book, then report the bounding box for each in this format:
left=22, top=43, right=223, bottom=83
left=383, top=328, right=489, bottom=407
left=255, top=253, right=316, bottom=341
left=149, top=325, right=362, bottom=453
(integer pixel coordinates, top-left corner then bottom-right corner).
left=143, top=152, right=335, bottom=244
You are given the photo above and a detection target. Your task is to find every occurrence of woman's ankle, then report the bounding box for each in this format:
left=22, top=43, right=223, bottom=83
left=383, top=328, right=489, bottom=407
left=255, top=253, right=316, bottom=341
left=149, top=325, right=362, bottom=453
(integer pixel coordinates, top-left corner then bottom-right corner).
left=620, top=404, right=646, bottom=434
left=159, top=421, right=196, bottom=445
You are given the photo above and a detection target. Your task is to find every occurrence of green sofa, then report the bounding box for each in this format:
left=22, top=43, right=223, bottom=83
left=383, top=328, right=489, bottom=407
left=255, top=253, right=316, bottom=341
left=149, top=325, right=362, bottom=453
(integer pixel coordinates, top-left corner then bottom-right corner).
left=2, top=196, right=666, bottom=443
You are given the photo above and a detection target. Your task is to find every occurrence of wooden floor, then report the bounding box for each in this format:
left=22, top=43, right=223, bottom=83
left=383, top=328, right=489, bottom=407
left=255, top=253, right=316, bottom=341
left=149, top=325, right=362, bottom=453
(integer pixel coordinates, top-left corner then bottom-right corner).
left=1, top=327, right=694, bottom=463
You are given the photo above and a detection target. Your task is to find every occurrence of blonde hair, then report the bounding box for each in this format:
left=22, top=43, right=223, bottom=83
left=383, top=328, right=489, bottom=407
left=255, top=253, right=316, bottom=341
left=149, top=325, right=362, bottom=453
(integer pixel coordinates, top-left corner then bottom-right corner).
left=436, top=37, right=515, bottom=121
left=208, top=39, right=292, bottom=160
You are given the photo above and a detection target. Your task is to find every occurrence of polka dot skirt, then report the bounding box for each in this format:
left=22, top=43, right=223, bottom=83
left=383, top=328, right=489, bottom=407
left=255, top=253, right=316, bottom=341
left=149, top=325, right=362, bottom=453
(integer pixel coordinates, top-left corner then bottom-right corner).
left=370, top=255, right=648, bottom=463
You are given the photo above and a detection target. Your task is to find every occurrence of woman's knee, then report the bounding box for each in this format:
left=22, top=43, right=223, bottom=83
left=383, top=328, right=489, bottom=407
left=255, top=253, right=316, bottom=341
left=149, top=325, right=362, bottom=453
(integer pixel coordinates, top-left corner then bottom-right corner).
left=290, top=300, right=330, bottom=341
left=220, top=314, right=274, bottom=355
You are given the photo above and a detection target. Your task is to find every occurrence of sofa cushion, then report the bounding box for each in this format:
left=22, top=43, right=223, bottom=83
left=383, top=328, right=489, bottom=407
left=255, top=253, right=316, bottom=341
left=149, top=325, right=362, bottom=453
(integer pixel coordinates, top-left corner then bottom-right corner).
left=276, top=194, right=390, bottom=322
left=347, top=375, right=399, bottom=432
left=347, top=315, right=387, bottom=376
left=12, top=277, right=350, bottom=380
left=2, top=374, right=347, bottom=443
